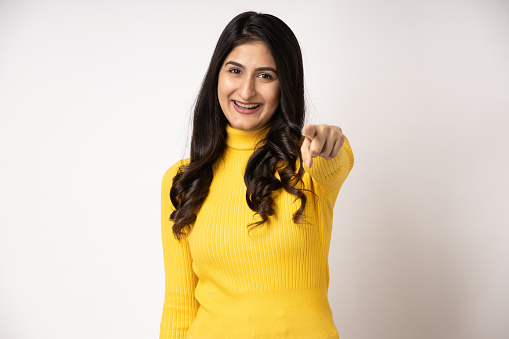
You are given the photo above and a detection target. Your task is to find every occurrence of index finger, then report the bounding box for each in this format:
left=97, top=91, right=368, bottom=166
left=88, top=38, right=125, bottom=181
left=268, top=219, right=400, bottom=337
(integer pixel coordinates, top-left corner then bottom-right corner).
left=300, top=137, right=313, bottom=168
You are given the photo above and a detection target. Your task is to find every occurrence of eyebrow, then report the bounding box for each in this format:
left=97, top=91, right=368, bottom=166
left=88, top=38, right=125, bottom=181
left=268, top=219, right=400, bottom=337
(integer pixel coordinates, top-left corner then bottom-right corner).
left=225, top=61, right=277, bottom=74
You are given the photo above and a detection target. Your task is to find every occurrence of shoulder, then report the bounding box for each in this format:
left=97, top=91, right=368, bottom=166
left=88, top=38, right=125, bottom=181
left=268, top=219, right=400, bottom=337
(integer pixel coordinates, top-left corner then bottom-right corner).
left=162, top=158, right=191, bottom=189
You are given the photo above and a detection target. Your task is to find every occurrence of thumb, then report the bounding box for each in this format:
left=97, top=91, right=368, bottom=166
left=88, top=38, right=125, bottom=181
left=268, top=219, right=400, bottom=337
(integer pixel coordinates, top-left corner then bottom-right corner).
left=304, top=124, right=317, bottom=142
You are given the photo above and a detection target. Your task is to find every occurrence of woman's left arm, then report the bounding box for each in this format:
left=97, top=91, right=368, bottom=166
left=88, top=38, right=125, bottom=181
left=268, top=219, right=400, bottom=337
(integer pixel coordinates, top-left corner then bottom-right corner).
left=300, top=124, right=355, bottom=196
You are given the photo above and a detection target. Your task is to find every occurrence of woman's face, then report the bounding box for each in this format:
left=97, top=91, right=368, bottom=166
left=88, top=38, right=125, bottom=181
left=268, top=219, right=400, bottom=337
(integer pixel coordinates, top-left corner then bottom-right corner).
left=217, top=42, right=280, bottom=131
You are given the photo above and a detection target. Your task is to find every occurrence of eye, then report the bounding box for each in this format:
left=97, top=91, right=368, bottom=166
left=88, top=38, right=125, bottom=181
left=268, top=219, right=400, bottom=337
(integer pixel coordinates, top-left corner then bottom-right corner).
left=258, top=73, right=273, bottom=80
left=228, top=68, right=241, bottom=75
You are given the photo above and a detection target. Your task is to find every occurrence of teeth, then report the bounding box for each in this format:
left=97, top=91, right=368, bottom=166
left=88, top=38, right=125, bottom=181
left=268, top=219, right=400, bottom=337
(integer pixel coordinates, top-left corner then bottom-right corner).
left=234, top=101, right=260, bottom=109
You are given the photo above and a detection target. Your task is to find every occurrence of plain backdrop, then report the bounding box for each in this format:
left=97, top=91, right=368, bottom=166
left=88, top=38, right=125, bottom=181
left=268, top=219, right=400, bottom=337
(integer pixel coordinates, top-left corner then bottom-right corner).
left=1, top=0, right=508, bottom=338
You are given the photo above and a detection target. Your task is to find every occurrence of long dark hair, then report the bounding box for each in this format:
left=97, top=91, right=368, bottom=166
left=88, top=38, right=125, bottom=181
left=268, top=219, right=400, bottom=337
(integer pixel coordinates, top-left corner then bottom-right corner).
left=170, top=11, right=306, bottom=239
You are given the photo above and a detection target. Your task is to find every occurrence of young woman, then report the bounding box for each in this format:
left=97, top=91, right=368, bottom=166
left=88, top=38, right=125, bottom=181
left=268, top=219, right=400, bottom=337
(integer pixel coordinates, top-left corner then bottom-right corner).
left=160, top=11, right=354, bottom=339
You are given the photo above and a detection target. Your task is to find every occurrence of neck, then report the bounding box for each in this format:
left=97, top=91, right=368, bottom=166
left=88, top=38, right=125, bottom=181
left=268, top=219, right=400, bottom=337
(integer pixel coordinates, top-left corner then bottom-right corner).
left=225, top=124, right=270, bottom=151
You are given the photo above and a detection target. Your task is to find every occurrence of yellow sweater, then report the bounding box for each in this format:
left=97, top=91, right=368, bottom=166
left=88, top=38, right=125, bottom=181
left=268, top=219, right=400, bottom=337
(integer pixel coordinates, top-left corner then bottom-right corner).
left=160, top=125, right=354, bottom=339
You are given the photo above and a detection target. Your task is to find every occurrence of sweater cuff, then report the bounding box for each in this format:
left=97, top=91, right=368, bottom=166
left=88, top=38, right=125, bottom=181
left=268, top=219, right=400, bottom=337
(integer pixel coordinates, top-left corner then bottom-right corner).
left=303, top=136, right=354, bottom=194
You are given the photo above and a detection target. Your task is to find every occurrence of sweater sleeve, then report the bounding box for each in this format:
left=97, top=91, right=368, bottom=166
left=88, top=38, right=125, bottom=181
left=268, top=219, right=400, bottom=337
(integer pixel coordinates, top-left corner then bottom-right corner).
left=159, top=160, right=199, bottom=339
left=303, top=135, right=354, bottom=197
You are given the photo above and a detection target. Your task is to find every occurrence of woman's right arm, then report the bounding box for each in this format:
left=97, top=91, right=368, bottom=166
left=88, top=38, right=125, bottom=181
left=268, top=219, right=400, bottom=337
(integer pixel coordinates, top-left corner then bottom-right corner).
left=160, top=160, right=199, bottom=339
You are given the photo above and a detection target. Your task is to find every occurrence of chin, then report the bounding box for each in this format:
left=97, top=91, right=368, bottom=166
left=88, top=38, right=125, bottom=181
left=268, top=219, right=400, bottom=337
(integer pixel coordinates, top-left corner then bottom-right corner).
left=233, top=124, right=256, bottom=131
left=230, top=118, right=259, bottom=131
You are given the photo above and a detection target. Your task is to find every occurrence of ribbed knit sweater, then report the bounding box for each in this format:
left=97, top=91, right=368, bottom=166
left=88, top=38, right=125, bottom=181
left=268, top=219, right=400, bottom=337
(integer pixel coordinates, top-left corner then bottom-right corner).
left=160, top=124, right=354, bottom=339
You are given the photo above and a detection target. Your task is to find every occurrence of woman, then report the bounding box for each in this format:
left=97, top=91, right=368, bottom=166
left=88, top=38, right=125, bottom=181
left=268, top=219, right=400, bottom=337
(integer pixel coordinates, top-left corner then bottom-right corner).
left=160, top=11, right=354, bottom=339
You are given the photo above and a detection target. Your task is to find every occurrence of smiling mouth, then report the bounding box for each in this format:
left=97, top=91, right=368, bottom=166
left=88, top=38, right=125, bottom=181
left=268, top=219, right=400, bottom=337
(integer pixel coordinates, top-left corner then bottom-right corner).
left=233, top=100, right=261, bottom=109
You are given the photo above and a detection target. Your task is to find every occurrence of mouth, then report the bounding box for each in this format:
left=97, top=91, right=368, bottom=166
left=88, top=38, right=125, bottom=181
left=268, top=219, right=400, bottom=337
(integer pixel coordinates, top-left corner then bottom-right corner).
left=232, top=100, right=262, bottom=114
left=233, top=100, right=261, bottom=109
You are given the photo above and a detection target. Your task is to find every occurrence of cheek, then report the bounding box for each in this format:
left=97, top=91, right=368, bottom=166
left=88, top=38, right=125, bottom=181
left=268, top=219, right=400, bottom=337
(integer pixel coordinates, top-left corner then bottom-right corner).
left=218, top=77, right=235, bottom=97
left=266, top=86, right=280, bottom=108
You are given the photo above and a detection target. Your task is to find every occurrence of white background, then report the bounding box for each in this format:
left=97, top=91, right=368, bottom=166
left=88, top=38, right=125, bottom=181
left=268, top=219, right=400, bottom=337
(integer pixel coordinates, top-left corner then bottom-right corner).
left=1, top=0, right=508, bottom=338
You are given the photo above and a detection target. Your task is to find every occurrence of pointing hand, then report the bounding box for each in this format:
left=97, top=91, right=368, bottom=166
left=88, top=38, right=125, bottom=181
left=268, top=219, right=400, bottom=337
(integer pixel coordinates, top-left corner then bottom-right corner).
left=301, top=124, right=345, bottom=168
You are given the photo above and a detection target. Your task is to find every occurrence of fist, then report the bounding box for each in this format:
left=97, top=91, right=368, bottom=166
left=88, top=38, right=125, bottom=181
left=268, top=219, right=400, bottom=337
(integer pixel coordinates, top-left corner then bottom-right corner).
left=301, top=124, right=345, bottom=168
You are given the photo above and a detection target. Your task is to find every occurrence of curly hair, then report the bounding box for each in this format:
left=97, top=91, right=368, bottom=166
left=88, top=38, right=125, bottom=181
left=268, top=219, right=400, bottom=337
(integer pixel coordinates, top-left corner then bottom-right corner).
left=170, top=11, right=307, bottom=239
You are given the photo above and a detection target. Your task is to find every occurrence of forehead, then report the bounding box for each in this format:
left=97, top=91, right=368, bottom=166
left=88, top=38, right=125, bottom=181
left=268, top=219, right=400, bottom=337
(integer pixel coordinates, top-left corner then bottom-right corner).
left=224, top=42, right=276, bottom=68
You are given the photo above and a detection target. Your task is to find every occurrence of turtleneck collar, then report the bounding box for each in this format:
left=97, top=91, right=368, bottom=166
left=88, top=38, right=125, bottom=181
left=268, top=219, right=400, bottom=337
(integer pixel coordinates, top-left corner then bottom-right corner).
left=226, top=124, right=269, bottom=151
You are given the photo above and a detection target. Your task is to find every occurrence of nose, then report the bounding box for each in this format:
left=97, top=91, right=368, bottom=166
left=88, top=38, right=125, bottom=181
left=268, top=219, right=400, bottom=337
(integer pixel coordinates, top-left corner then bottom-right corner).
left=238, top=76, right=256, bottom=100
